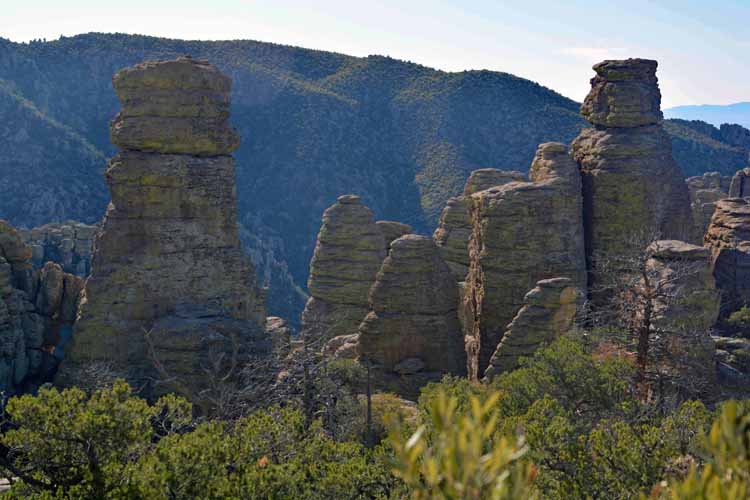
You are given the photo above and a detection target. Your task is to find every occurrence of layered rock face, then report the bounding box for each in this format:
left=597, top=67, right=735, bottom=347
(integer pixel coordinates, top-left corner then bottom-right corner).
left=358, top=235, right=466, bottom=395
left=376, top=220, right=412, bottom=253
left=300, top=195, right=385, bottom=345
left=729, top=167, right=750, bottom=198
left=0, top=221, right=83, bottom=395
left=64, top=58, right=268, bottom=395
left=686, top=173, right=731, bottom=242
left=20, top=222, right=98, bottom=277
left=484, top=278, right=583, bottom=379
left=465, top=143, right=587, bottom=375
left=571, top=59, right=693, bottom=264
left=433, top=169, right=525, bottom=280
left=705, top=198, right=750, bottom=319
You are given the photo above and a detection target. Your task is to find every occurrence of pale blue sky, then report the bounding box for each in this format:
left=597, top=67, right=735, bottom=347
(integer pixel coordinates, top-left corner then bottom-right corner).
left=2, top=0, right=747, bottom=108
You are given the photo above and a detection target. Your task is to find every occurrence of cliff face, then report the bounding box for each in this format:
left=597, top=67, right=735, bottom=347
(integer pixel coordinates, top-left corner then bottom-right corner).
left=571, top=59, right=693, bottom=266
left=686, top=173, right=732, bottom=243
left=62, top=58, right=268, bottom=396
left=464, top=143, right=587, bottom=375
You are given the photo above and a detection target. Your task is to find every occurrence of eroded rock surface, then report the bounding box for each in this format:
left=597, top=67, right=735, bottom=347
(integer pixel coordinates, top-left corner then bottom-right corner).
left=376, top=220, right=412, bottom=253
left=465, top=143, right=587, bottom=375
left=705, top=198, right=750, bottom=319
left=484, top=278, right=583, bottom=379
left=358, top=235, right=466, bottom=396
left=300, top=195, right=385, bottom=345
left=63, top=58, right=268, bottom=397
left=686, top=173, right=731, bottom=243
left=729, top=167, right=750, bottom=198
left=572, top=59, right=693, bottom=266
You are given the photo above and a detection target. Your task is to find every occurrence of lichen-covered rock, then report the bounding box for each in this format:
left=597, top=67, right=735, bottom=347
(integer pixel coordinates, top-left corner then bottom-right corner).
left=433, top=169, right=525, bottom=280
left=300, top=195, right=385, bottom=344
left=729, top=167, right=750, bottom=198
left=686, top=172, right=731, bottom=243
left=572, top=59, right=693, bottom=268
left=484, top=278, right=583, bottom=379
left=110, top=57, right=240, bottom=156
left=358, top=235, right=466, bottom=396
left=705, top=198, right=750, bottom=320
left=323, top=333, right=360, bottom=360
left=63, top=59, right=268, bottom=397
left=376, top=221, right=412, bottom=252
left=20, top=222, right=98, bottom=277
left=465, top=143, right=587, bottom=375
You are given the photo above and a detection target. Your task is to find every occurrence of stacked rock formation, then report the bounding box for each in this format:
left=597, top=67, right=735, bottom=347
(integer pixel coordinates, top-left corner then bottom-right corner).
left=483, top=278, right=583, bottom=379
left=465, top=143, right=587, bottom=375
left=376, top=220, right=412, bottom=253
left=729, top=167, right=750, bottom=198
left=686, top=173, right=732, bottom=242
left=645, top=240, right=720, bottom=385
left=705, top=197, right=750, bottom=319
left=357, top=235, right=466, bottom=396
left=300, top=195, right=385, bottom=344
left=64, top=58, right=268, bottom=397
left=0, top=221, right=83, bottom=395
left=571, top=59, right=693, bottom=264
left=433, top=169, right=525, bottom=280
left=20, top=222, right=98, bottom=277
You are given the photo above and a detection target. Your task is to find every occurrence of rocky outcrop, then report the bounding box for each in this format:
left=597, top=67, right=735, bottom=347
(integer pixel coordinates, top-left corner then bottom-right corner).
left=705, top=198, right=750, bottom=320
left=0, top=221, right=83, bottom=395
left=376, top=221, right=412, bottom=253
left=571, top=59, right=693, bottom=265
left=300, top=195, right=385, bottom=345
left=729, top=167, right=750, bottom=198
left=686, top=173, right=731, bottom=242
left=433, top=169, right=525, bottom=280
left=358, top=235, right=466, bottom=396
left=484, top=278, right=583, bottom=379
left=265, top=316, right=292, bottom=357
left=63, top=58, right=268, bottom=397
left=20, top=222, right=98, bottom=277
left=465, top=143, right=587, bottom=375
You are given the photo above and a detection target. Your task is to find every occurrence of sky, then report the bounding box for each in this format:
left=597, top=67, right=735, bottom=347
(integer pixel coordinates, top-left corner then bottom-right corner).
left=2, top=0, right=748, bottom=108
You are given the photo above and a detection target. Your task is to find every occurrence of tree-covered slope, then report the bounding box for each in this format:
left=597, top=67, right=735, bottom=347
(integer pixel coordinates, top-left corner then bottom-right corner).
left=663, top=118, right=749, bottom=177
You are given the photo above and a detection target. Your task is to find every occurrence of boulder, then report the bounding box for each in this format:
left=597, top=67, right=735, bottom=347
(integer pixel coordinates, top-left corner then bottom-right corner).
left=358, top=235, right=466, bottom=396
left=300, top=195, right=385, bottom=344
left=63, top=58, right=268, bottom=397
left=484, top=278, right=583, bottom=379
left=705, top=198, right=750, bottom=320
left=572, top=59, right=693, bottom=270
left=465, top=143, right=587, bottom=375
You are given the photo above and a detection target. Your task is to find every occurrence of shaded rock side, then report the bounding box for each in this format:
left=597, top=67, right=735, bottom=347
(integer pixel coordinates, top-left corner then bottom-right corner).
left=484, top=278, right=583, bottom=379
left=433, top=169, right=525, bottom=280
left=64, top=58, right=267, bottom=395
left=358, top=235, right=466, bottom=396
left=0, top=221, right=83, bottom=395
left=465, top=143, right=587, bottom=375
left=686, top=172, right=731, bottom=243
left=729, top=167, right=750, bottom=198
left=376, top=221, right=412, bottom=253
left=572, top=59, right=693, bottom=266
left=300, top=195, right=385, bottom=344
left=20, top=221, right=99, bottom=277
left=705, top=198, right=750, bottom=319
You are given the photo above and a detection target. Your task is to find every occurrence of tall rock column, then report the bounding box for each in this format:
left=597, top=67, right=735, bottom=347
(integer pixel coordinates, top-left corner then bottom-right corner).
left=300, top=195, right=385, bottom=344
left=686, top=172, right=732, bottom=243
left=571, top=59, right=693, bottom=267
left=465, top=143, right=587, bottom=376
left=63, top=57, right=267, bottom=396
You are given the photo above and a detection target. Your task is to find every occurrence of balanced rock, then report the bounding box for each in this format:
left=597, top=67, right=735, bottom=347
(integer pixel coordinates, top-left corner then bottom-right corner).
left=686, top=172, right=732, bottom=242
left=729, top=167, right=750, bottom=198
left=705, top=198, right=750, bottom=319
left=572, top=59, right=693, bottom=266
left=110, top=57, right=240, bottom=156
left=434, top=169, right=525, bottom=280
left=20, top=222, right=98, bottom=277
left=465, top=143, right=587, bottom=375
left=358, top=235, right=466, bottom=396
left=484, top=278, right=583, bottom=379
left=64, top=58, right=267, bottom=397
left=376, top=220, right=412, bottom=253
left=300, top=195, right=385, bottom=345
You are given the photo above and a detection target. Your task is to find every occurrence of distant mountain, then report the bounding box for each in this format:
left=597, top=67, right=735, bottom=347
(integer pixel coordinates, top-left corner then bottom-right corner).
left=0, top=33, right=746, bottom=325
left=665, top=102, right=750, bottom=129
